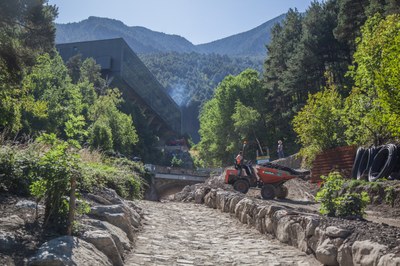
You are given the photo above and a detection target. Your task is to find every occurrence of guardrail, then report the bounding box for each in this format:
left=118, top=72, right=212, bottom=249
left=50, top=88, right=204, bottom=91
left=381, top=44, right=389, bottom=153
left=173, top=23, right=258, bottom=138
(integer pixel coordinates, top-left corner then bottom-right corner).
left=144, top=164, right=223, bottom=177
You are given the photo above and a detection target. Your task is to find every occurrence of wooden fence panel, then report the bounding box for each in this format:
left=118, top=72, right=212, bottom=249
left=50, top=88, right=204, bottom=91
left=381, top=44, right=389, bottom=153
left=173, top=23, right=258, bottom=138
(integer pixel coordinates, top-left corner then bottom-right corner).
left=311, top=146, right=357, bottom=183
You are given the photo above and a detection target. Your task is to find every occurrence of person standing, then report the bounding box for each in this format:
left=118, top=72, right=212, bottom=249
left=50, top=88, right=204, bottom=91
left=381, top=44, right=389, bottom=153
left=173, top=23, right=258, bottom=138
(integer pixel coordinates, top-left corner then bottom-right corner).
left=277, top=140, right=284, bottom=159
left=235, top=151, right=243, bottom=176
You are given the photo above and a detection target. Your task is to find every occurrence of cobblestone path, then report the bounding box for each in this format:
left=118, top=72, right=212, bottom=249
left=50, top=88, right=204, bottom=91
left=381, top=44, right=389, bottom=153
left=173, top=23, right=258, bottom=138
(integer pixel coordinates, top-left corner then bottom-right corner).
left=125, top=200, right=320, bottom=266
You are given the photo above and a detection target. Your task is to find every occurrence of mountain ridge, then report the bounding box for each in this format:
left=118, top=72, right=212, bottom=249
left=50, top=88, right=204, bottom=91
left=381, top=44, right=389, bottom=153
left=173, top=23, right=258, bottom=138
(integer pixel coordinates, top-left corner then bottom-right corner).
left=55, top=14, right=285, bottom=57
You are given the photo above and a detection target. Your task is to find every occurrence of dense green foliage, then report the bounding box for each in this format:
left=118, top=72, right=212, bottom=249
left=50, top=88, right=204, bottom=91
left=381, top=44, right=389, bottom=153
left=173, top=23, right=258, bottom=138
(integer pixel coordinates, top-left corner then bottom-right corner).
left=343, top=14, right=400, bottom=145
left=316, top=172, right=370, bottom=217
left=0, top=0, right=146, bottom=233
left=0, top=141, right=144, bottom=231
left=293, top=76, right=346, bottom=166
left=197, top=70, right=267, bottom=166
left=197, top=0, right=399, bottom=167
left=0, top=0, right=57, bottom=133
left=139, top=52, right=262, bottom=106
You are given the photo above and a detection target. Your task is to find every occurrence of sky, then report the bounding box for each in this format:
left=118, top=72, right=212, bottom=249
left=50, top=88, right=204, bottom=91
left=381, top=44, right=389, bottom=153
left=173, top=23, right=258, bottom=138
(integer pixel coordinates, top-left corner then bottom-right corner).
left=48, top=0, right=317, bottom=45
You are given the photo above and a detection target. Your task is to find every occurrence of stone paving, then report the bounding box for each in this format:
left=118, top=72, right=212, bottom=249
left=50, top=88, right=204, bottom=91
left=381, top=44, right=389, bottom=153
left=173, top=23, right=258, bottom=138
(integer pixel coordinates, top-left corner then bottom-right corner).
left=125, top=200, right=321, bottom=266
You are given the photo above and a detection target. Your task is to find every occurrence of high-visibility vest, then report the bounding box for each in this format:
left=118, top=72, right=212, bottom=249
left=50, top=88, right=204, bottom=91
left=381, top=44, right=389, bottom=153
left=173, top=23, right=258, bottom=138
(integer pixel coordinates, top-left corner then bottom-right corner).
left=236, top=155, right=243, bottom=165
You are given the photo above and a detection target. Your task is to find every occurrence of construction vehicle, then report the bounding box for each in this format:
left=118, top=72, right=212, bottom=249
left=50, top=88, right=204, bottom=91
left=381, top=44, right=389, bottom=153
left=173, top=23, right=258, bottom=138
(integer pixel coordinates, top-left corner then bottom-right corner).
left=224, top=161, right=309, bottom=200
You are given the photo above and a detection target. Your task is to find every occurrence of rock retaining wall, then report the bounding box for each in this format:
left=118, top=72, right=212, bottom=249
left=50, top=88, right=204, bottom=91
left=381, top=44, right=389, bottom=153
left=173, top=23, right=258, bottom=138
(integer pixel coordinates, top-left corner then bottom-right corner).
left=28, top=188, right=143, bottom=266
left=185, top=187, right=400, bottom=266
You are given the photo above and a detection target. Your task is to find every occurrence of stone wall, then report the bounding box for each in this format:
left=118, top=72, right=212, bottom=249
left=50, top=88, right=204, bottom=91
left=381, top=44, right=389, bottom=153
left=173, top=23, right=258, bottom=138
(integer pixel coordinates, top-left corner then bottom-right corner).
left=184, top=187, right=400, bottom=266
left=28, top=188, right=143, bottom=266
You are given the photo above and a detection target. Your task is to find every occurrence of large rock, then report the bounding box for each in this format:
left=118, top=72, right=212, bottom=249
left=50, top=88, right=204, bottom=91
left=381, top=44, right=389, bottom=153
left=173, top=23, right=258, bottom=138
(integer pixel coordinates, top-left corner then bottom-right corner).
left=82, top=230, right=123, bottom=266
left=302, top=216, right=320, bottom=237
left=234, top=198, right=257, bottom=224
left=378, top=253, right=400, bottom=266
left=0, top=230, right=18, bottom=251
left=315, top=238, right=339, bottom=266
left=28, top=236, right=112, bottom=266
left=89, top=204, right=140, bottom=241
left=338, top=243, right=353, bottom=266
left=204, top=189, right=217, bottom=209
left=325, top=226, right=352, bottom=239
left=274, top=212, right=295, bottom=244
left=352, top=240, right=388, bottom=266
left=254, top=206, right=269, bottom=234
left=228, top=195, right=242, bottom=214
left=0, top=215, right=25, bottom=230
left=194, top=186, right=211, bottom=204
left=82, top=219, right=131, bottom=253
left=289, top=221, right=309, bottom=253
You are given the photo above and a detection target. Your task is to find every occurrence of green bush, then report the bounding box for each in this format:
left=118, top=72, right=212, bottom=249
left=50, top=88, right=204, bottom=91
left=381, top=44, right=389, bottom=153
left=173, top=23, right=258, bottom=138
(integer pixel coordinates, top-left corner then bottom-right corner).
left=79, top=157, right=144, bottom=200
left=335, top=192, right=370, bottom=218
left=171, top=155, right=183, bottom=167
left=316, top=172, right=370, bottom=218
left=0, top=137, right=145, bottom=233
left=0, top=144, right=40, bottom=195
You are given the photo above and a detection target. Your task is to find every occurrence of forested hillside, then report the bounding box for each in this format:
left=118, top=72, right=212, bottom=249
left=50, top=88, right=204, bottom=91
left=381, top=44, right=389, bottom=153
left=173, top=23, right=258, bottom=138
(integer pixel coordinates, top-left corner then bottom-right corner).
left=196, top=0, right=400, bottom=166
left=55, top=15, right=284, bottom=141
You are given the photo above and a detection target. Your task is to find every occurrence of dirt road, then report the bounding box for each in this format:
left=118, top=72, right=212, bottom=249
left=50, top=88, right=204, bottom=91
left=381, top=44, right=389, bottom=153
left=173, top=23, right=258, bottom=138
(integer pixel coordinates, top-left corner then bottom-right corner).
left=125, top=200, right=321, bottom=266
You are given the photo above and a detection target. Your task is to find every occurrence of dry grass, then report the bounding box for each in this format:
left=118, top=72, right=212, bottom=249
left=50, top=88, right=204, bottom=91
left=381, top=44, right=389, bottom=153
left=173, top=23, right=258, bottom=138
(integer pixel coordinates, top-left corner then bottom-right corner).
left=79, top=148, right=103, bottom=164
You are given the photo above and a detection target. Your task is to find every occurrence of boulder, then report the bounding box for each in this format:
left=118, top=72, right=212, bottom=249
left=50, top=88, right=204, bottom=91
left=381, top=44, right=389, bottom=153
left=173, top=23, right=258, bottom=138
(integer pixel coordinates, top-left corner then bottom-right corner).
left=315, top=238, right=339, bottom=266
left=228, top=195, right=242, bottom=214
left=194, top=186, right=210, bottom=204
left=325, top=226, right=352, bottom=239
left=378, top=253, right=400, bottom=266
left=0, top=215, right=25, bottom=230
left=86, top=193, right=113, bottom=205
left=82, top=219, right=131, bottom=253
left=308, top=227, right=325, bottom=254
left=89, top=205, right=137, bottom=241
left=234, top=198, right=256, bottom=224
left=352, top=240, right=388, bottom=266
left=216, top=190, right=230, bottom=211
left=28, top=236, right=111, bottom=266
left=338, top=242, right=353, bottom=266
left=290, top=222, right=309, bottom=253
left=82, top=230, right=123, bottom=266
left=303, top=216, right=320, bottom=237
left=254, top=206, right=269, bottom=234
left=275, top=215, right=295, bottom=244
left=0, top=230, right=18, bottom=251
left=204, top=189, right=217, bottom=209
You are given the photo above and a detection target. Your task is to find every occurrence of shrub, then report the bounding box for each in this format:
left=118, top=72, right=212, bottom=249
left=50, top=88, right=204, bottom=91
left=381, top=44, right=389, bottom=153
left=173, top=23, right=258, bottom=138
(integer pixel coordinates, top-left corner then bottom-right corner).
left=316, top=172, right=370, bottom=218
left=0, top=144, right=40, bottom=195
left=171, top=155, right=183, bottom=167
left=335, top=192, right=370, bottom=218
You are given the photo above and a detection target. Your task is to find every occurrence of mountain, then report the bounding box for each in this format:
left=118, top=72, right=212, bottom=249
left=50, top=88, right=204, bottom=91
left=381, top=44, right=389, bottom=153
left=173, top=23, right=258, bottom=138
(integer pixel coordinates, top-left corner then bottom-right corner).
left=56, top=16, right=197, bottom=53
left=197, top=14, right=285, bottom=57
left=55, top=15, right=285, bottom=57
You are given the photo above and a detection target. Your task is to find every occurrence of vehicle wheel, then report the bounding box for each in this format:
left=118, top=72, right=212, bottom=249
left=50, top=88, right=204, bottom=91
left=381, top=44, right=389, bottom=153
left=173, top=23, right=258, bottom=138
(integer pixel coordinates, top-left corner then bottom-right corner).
left=233, top=179, right=250, bottom=194
left=275, top=185, right=288, bottom=199
left=261, top=184, right=275, bottom=200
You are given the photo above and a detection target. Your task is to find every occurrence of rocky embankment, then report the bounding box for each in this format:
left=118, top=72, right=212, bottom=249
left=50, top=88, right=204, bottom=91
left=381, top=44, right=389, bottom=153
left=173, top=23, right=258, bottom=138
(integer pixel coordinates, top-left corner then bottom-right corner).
left=1, top=189, right=143, bottom=266
left=175, top=182, right=400, bottom=266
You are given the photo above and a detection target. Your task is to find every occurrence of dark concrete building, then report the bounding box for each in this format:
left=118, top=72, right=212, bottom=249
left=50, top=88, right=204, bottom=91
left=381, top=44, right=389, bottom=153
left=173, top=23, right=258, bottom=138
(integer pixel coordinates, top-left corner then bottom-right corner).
left=56, top=38, right=181, bottom=137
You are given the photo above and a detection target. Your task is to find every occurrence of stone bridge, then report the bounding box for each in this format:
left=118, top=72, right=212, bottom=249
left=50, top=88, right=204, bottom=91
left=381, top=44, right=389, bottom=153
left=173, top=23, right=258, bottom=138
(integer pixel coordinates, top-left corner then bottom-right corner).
left=144, top=165, right=222, bottom=200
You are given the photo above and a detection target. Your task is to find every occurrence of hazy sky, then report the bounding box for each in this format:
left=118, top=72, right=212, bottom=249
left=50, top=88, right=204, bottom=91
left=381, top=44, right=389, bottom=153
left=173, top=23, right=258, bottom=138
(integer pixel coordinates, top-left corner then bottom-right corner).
left=48, top=0, right=317, bottom=44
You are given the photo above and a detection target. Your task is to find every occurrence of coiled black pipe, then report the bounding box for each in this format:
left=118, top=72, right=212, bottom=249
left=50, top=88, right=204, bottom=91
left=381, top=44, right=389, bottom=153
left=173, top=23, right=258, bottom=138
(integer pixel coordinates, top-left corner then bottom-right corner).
left=351, top=147, right=365, bottom=179
left=368, top=144, right=398, bottom=182
left=357, top=146, right=380, bottom=180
